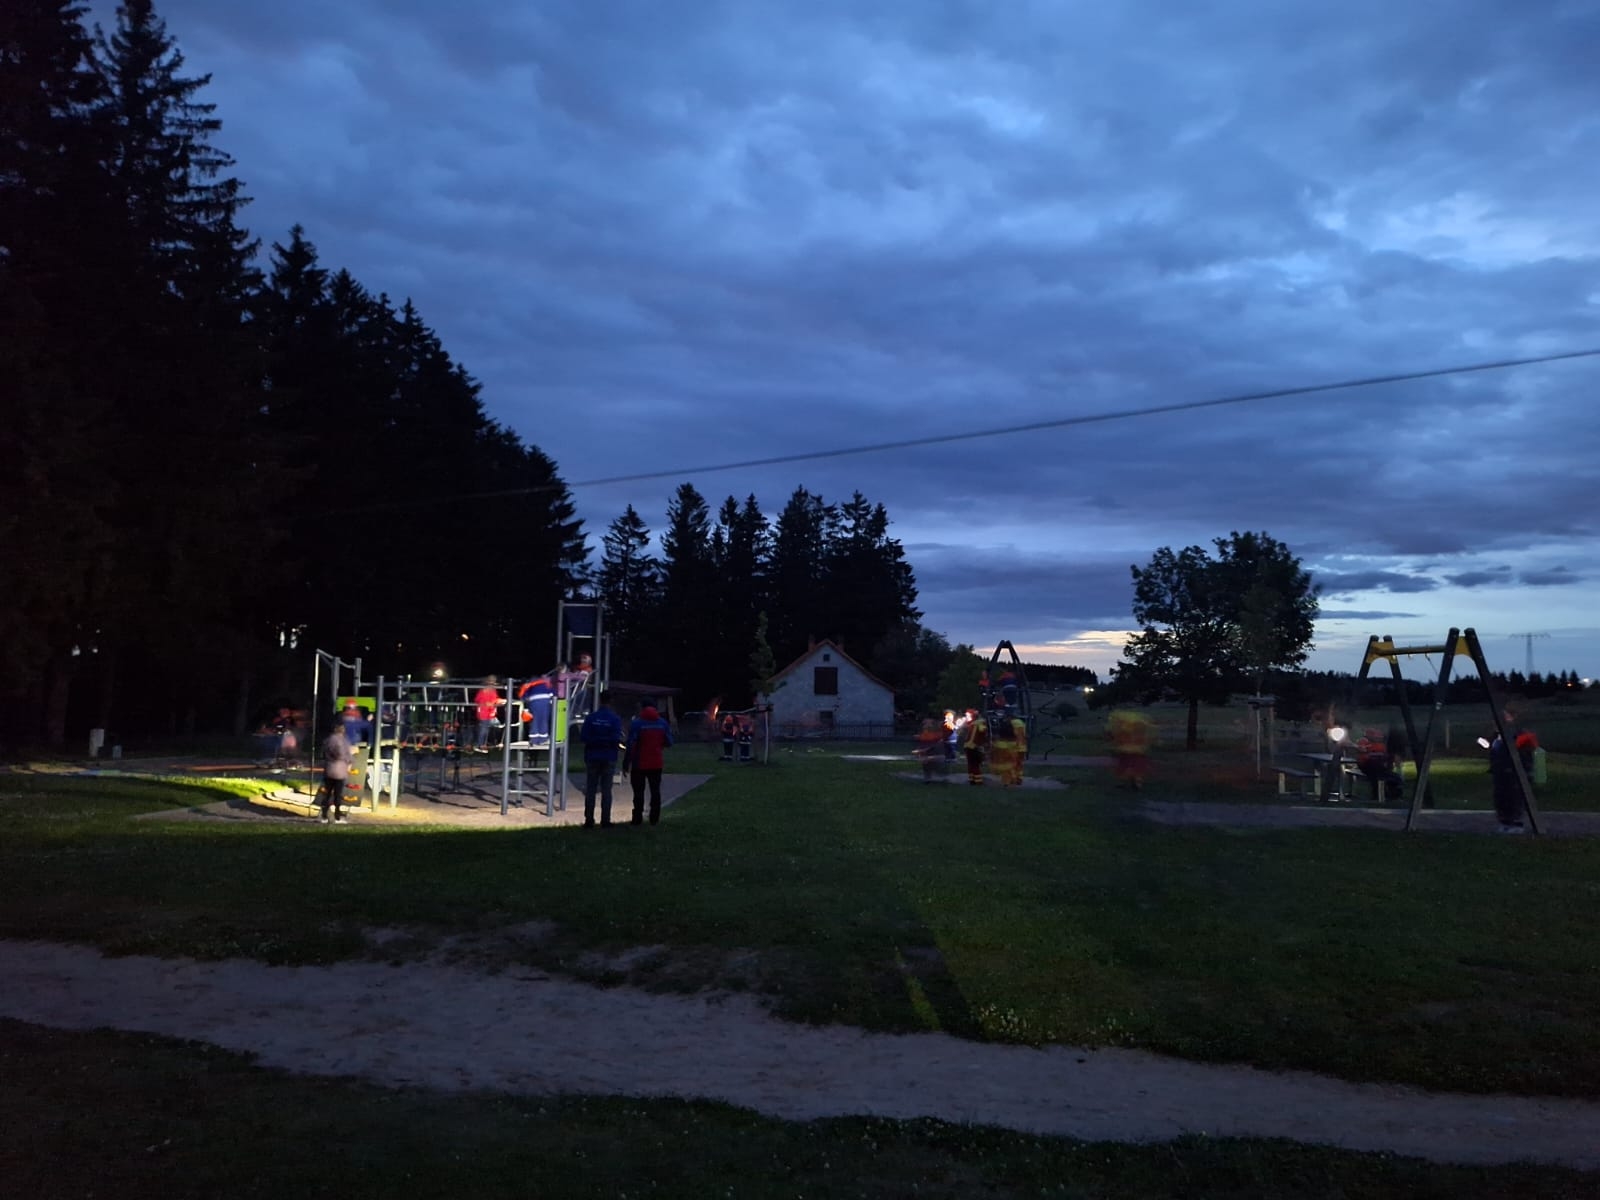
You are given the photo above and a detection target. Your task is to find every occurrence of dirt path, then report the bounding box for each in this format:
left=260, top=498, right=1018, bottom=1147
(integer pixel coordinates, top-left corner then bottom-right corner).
left=4, top=940, right=1598, bottom=1170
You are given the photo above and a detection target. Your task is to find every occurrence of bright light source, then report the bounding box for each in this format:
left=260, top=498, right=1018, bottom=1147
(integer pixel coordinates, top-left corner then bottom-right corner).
left=1477, top=736, right=1492, bottom=749
left=460, top=633, right=470, bottom=641
left=1327, top=725, right=1347, bottom=743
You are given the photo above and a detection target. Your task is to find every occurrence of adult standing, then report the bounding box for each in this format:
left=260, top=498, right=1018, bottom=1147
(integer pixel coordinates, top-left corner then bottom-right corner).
left=987, top=707, right=1015, bottom=787
left=624, top=696, right=674, bottom=825
left=1489, top=707, right=1537, bottom=834
left=1005, top=711, right=1030, bottom=786
left=961, top=709, right=987, bottom=785
left=1107, top=709, right=1154, bottom=790
left=319, top=718, right=353, bottom=824
left=579, top=689, right=624, bottom=828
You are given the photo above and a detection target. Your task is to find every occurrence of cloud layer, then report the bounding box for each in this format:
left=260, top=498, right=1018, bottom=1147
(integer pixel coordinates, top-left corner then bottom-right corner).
left=134, top=0, right=1600, bottom=677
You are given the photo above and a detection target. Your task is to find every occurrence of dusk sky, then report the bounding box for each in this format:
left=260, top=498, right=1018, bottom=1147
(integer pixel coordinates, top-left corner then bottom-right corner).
left=120, top=0, right=1600, bottom=681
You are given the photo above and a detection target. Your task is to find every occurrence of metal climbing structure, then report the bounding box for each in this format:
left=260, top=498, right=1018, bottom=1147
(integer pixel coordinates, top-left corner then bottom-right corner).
left=312, top=598, right=612, bottom=819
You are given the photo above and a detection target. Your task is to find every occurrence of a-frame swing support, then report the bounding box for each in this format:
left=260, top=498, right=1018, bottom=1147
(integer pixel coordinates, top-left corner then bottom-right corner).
left=983, top=640, right=1034, bottom=757
left=1358, top=627, right=1541, bottom=835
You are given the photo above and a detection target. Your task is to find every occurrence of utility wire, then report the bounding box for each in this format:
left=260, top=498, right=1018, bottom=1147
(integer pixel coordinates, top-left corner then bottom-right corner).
left=343, top=346, right=1600, bottom=513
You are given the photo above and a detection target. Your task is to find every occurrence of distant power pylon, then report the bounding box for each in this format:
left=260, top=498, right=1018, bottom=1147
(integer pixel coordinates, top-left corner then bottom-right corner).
left=1507, top=632, right=1551, bottom=675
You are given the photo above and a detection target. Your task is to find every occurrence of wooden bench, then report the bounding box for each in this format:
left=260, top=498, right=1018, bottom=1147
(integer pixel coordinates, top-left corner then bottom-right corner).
left=1273, top=766, right=1320, bottom=798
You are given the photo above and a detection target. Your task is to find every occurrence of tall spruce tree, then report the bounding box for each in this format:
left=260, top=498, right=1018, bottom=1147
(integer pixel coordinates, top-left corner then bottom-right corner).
left=766, top=487, right=837, bottom=663
left=824, top=491, right=919, bottom=664
left=598, top=505, right=659, bottom=676
left=709, top=494, right=770, bottom=702
left=0, top=1, right=120, bottom=736
left=651, top=483, right=717, bottom=700
left=84, top=0, right=274, bottom=736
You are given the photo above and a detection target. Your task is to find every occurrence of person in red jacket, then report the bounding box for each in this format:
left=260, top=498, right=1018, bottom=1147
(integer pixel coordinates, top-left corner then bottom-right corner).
left=623, top=697, right=675, bottom=825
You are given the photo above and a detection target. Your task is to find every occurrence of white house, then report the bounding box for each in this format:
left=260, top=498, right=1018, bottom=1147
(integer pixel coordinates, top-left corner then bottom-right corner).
left=764, top=639, right=895, bottom=734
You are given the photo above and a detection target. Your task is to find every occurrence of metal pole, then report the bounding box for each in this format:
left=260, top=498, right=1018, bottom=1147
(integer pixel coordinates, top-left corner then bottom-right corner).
left=501, top=676, right=514, bottom=817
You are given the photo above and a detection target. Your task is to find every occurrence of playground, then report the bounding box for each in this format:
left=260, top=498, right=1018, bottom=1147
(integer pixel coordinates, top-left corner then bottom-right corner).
left=5, top=625, right=1600, bottom=1193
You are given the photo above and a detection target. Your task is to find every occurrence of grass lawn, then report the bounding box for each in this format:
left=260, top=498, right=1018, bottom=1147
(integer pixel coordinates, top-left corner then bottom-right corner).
left=3, top=741, right=1599, bottom=1100
left=3, top=1021, right=1594, bottom=1200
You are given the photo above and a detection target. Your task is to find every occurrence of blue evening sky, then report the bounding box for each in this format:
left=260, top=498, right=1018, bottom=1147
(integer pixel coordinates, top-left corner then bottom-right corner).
left=108, top=0, right=1600, bottom=681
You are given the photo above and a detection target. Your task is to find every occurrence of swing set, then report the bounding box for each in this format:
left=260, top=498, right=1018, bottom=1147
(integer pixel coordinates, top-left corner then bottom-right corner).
left=1357, top=626, right=1540, bottom=834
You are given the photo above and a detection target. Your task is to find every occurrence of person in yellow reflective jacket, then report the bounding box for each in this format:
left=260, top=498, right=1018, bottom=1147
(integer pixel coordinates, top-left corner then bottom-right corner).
left=961, top=709, right=987, bottom=785
left=1003, top=713, right=1029, bottom=786
left=1107, top=709, right=1153, bottom=789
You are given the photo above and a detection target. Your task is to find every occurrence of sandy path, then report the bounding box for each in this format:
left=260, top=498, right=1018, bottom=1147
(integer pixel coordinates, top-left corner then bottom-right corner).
left=3, top=941, right=1598, bottom=1170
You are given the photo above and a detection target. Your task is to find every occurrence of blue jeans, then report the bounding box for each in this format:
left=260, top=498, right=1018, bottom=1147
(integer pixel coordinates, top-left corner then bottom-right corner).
left=584, top=761, right=614, bottom=824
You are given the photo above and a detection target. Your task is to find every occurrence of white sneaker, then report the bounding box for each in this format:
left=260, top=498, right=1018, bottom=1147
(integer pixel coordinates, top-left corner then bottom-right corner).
left=334, top=815, right=347, bottom=824
left=319, top=815, right=329, bottom=824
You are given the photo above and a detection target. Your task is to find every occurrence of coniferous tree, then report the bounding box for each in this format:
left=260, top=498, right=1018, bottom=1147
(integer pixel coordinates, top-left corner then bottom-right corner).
left=651, top=483, right=717, bottom=700
left=598, top=505, right=659, bottom=676
left=83, top=0, right=274, bottom=735
left=824, top=491, right=920, bottom=664
left=2, top=1, right=594, bottom=740
left=766, top=486, right=837, bottom=663
left=0, top=1, right=119, bottom=731
left=709, top=494, right=771, bottom=701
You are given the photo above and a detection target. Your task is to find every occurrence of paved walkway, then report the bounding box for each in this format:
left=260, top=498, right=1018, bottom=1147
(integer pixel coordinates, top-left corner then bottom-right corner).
left=1138, top=799, right=1600, bottom=837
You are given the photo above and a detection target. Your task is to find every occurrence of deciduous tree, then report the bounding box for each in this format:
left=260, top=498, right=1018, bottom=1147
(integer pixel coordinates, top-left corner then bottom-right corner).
left=1117, top=531, right=1318, bottom=749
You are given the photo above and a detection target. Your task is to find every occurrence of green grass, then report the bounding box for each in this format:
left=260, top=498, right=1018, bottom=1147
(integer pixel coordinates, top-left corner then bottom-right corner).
left=2, top=1021, right=1592, bottom=1200
left=4, top=756, right=1600, bottom=1099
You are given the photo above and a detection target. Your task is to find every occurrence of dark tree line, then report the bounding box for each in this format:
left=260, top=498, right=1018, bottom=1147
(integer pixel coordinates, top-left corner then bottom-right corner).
left=1, top=1, right=585, bottom=745
left=596, top=484, right=930, bottom=709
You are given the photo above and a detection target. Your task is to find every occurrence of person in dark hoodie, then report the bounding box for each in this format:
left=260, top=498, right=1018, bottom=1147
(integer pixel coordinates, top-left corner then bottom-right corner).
left=623, top=696, right=675, bottom=825
left=579, top=690, right=624, bottom=828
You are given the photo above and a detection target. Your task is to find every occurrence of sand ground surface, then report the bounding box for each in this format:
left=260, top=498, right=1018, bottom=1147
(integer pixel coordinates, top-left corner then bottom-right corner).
left=4, top=938, right=1599, bottom=1171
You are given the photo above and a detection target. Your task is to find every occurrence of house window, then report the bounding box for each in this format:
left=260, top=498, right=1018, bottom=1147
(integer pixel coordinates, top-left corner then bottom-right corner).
left=814, top=667, right=839, bottom=696
left=818, top=710, right=835, bottom=729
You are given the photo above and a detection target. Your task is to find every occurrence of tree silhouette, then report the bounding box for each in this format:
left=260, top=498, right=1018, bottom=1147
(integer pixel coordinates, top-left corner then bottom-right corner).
left=1118, top=532, right=1319, bottom=749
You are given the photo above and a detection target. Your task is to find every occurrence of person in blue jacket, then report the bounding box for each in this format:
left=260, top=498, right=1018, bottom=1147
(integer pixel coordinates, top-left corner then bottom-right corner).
left=579, top=690, right=624, bottom=828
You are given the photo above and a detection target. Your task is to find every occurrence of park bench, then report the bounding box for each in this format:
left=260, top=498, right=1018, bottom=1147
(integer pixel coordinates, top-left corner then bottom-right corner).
left=1273, top=765, right=1320, bottom=797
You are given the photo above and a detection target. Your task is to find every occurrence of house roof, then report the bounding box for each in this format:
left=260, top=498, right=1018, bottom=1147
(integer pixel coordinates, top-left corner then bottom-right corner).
left=605, top=680, right=682, bottom=696
left=769, top=639, right=894, bottom=695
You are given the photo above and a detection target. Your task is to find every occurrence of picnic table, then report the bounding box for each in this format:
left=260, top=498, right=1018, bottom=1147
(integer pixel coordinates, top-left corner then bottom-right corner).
left=1297, top=752, right=1365, bottom=802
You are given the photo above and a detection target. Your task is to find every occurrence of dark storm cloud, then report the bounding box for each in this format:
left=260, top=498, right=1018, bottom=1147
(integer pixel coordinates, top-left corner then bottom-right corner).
left=1316, top=571, right=1441, bottom=596
left=1445, top=567, right=1515, bottom=588
left=134, top=0, right=1600, bottom=671
left=1320, top=610, right=1424, bottom=621
left=1521, top=566, right=1583, bottom=587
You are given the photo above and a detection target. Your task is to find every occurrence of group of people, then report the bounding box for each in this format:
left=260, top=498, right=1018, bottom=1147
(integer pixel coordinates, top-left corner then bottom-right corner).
left=252, top=706, right=309, bottom=771
left=718, top=712, right=758, bottom=762
left=578, top=691, right=674, bottom=828
left=472, top=656, right=596, bottom=752
left=913, top=707, right=1030, bottom=786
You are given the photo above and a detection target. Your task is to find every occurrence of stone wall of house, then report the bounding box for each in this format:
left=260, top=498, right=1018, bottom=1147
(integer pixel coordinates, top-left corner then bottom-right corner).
left=767, top=643, right=893, bottom=730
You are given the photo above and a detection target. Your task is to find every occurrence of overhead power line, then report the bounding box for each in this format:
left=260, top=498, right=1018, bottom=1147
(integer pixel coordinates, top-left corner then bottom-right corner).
left=342, top=345, right=1600, bottom=513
